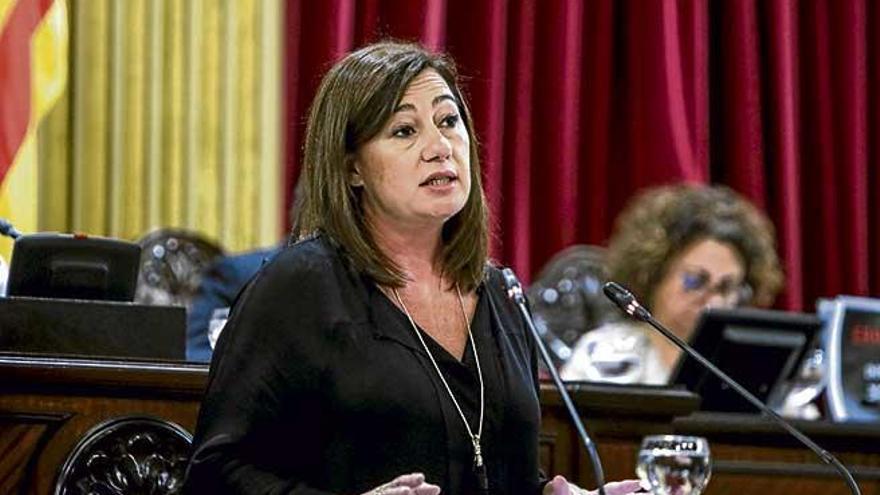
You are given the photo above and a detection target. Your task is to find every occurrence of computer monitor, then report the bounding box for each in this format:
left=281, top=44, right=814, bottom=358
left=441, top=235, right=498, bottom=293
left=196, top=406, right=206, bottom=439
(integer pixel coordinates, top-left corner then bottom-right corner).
left=7, top=233, right=141, bottom=302
left=670, top=307, right=821, bottom=413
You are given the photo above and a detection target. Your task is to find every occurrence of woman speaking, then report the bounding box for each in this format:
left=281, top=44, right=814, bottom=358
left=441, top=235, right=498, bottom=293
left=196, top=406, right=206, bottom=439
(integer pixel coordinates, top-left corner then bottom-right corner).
left=185, top=41, right=640, bottom=495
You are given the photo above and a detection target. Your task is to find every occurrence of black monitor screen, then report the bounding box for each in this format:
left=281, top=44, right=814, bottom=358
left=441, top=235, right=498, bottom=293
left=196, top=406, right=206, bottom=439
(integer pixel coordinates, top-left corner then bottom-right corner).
left=7, top=233, right=141, bottom=302
left=670, top=307, right=821, bottom=413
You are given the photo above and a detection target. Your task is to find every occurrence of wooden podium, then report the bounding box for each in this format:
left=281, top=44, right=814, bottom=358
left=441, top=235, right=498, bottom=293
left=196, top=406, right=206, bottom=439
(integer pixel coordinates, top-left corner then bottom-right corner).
left=1, top=354, right=879, bottom=494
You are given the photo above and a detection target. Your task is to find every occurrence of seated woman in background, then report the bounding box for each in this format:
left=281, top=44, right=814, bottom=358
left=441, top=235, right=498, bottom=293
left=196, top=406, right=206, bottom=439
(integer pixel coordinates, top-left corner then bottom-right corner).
left=561, top=184, right=783, bottom=385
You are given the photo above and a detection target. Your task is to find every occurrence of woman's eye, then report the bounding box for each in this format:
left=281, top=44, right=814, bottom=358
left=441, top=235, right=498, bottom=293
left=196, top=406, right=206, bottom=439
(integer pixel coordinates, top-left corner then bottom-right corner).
left=439, top=114, right=460, bottom=128
left=391, top=125, right=416, bottom=138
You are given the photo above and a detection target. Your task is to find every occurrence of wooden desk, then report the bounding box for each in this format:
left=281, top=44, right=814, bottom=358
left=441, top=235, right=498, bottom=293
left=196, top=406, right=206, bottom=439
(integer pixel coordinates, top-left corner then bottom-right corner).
left=1, top=355, right=878, bottom=494
left=542, top=384, right=880, bottom=494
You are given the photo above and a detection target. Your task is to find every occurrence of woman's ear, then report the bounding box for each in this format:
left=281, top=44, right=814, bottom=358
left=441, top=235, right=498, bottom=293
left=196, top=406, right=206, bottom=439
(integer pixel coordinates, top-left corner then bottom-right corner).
left=349, top=159, right=364, bottom=187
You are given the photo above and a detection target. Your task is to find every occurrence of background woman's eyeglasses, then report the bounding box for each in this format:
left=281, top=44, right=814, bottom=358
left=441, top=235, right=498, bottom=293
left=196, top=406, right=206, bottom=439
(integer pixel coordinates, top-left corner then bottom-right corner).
left=680, top=269, right=752, bottom=306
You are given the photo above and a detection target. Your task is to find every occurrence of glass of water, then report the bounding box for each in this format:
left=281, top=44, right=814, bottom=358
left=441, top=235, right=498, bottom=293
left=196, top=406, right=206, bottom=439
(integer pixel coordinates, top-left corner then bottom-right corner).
left=636, top=435, right=711, bottom=495
left=207, top=307, right=230, bottom=350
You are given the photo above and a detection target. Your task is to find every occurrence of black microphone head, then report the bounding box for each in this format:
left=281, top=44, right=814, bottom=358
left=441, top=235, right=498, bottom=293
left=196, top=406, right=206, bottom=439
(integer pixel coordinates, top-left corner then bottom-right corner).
left=501, top=268, right=526, bottom=304
left=603, top=282, right=650, bottom=321
left=602, top=281, right=633, bottom=306
left=0, top=218, right=20, bottom=239
left=501, top=267, right=519, bottom=290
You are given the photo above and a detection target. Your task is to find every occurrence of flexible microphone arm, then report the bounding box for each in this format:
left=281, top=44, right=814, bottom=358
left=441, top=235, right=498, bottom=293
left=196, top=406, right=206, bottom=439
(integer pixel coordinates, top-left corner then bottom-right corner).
left=603, top=281, right=861, bottom=495
left=502, top=268, right=607, bottom=495
left=0, top=218, right=21, bottom=239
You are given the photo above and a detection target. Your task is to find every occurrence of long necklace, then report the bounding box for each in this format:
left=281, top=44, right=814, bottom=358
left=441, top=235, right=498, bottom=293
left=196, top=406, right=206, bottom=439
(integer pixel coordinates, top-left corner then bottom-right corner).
left=392, top=285, right=488, bottom=493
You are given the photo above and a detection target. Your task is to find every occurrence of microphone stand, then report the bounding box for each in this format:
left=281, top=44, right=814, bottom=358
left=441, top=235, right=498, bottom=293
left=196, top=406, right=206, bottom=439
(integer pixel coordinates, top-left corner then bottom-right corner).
left=502, top=269, right=607, bottom=495
left=603, top=281, right=861, bottom=495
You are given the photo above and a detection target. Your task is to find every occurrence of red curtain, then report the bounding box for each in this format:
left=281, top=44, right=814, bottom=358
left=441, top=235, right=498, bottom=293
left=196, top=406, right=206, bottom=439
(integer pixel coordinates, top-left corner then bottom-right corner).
left=282, top=0, right=880, bottom=311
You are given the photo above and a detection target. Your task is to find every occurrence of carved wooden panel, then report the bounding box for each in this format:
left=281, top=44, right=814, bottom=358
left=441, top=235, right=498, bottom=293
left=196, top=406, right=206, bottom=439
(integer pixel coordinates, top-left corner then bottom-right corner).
left=55, top=416, right=191, bottom=495
left=0, top=355, right=203, bottom=495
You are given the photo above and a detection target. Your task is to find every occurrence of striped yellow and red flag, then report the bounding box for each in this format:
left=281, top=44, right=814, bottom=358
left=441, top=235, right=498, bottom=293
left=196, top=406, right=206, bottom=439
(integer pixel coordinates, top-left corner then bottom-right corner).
left=0, top=0, right=67, bottom=260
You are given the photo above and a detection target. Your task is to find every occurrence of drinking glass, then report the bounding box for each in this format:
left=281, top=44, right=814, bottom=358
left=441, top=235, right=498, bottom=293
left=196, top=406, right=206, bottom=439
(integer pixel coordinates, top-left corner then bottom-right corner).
left=207, top=307, right=230, bottom=350
left=636, top=435, right=711, bottom=495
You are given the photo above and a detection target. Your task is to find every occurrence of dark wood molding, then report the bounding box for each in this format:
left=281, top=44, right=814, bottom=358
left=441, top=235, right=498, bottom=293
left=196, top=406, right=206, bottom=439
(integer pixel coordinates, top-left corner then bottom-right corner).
left=712, top=459, right=880, bottom=480
left=673, top=412, right=880, bottom=453
left=540, top=382, right=700, bottom=417
left=0, top=411, right=72, bottom=424
left=0, top=354, right=208, bottom=399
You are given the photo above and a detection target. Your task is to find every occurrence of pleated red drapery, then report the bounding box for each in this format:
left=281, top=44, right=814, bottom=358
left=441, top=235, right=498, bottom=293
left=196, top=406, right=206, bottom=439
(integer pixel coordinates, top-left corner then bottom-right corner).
left=282, top=0, right=880, bottom=311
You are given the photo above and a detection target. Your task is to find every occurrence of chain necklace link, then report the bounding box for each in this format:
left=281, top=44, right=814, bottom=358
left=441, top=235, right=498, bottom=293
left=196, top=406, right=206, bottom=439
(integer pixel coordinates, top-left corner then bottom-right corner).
left=392, top=285, right=488, bottom=491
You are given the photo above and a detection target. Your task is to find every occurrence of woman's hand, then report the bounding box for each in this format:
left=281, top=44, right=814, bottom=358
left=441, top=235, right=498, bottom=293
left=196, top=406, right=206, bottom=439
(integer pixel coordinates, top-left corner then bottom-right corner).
left=544, top=475, right=645, bottom=495
left=362, top=473, right=441, bottom=495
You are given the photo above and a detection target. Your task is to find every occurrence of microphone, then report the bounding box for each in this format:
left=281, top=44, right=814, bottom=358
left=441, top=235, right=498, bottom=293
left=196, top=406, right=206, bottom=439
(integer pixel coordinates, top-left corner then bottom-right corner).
left=0, top=218, right=21, bottom=239
left=603, top=281, right=862, bottom=495
left=502, top=268, right=607, bottom=495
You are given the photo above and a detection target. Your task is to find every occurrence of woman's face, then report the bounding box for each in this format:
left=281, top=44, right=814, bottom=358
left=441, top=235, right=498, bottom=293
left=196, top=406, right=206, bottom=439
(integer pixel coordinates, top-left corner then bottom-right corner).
left=651, top=238, right=746, bottom=339
left=352, top=69, right=471, bottom=232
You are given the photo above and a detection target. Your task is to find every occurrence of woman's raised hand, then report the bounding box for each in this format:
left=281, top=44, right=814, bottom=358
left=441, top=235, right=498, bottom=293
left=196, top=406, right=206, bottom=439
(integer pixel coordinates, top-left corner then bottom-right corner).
left=362, top=473, right=441, bottom=495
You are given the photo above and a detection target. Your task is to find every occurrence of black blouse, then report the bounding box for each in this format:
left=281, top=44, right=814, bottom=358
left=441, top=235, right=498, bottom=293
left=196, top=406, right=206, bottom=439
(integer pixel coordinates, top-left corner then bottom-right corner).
left=185, top=236, right=543, bottom=495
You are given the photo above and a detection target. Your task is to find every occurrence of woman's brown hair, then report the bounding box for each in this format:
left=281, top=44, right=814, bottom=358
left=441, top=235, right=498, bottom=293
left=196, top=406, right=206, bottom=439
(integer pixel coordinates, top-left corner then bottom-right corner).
left=606, top=183, right=784, bottom=308
left=293, top=42, right=489, bottom=291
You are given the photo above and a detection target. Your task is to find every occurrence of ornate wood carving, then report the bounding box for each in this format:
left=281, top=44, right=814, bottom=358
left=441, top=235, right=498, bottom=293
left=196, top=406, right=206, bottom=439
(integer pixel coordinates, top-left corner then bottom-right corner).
left=54, top=417, right=192, bottom=495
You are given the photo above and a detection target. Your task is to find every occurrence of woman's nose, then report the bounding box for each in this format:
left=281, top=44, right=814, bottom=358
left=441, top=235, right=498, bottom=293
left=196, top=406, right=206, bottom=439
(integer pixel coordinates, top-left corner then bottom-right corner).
left=704, top=292, right=733, bottom=309
left=421, top=126, right=452, bottom=162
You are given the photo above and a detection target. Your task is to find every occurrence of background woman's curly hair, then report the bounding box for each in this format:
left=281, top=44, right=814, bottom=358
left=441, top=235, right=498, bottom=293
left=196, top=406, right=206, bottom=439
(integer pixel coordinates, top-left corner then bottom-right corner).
left=606, top=183, right=784, bottom=309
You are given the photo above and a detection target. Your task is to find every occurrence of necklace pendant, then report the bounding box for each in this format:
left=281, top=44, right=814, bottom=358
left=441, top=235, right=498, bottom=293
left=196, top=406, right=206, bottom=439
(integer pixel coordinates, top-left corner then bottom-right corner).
left=472, top=437, right=488, bottom=492
left=473, top=437, right=483, bottom=467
